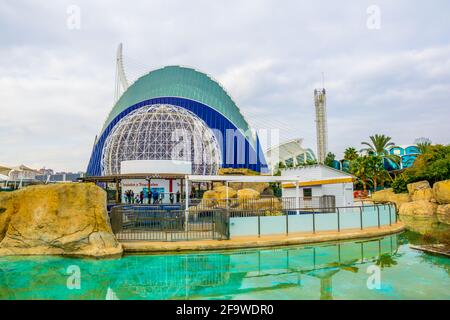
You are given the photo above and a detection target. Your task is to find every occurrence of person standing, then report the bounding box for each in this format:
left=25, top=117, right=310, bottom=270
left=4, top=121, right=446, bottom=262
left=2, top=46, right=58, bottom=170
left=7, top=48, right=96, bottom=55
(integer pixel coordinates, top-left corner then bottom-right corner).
left=153, top=190, right=159, bottom=204
left=148, top=189, right=152, bottom=204
left=139, top=191, right=144, bottom=204
left=176, top=190, right=181, bottom=203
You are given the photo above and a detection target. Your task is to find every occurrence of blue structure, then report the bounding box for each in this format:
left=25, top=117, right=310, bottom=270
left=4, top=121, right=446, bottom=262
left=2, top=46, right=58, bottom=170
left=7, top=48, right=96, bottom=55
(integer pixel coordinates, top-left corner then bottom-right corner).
left=87, top=66, right=267, bottom=176
left=387, top=145, right=420, bottom=170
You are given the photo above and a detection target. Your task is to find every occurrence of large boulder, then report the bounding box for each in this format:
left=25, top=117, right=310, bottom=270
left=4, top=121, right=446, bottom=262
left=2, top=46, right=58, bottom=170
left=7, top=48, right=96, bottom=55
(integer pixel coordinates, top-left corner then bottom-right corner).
left=371, top=188, right=410, bottom=208
left=214, top=186, right=237, bottom=199
left=437, top=204, right=450, bottom=225
left=371, top=188, right=394, bottom=202
left=199, top=190, right=219, bottom=208
left=237, top=188, right=260, bottom=200
left=407, top=180, right=431, bottom=195
left=433, top=180, right=450, bottom=204
left=197, top=186, right=237, bottom=209
left=411, top=188, right=434, bottom=202
left=0, top=192, right=14, bottom=241
left=399, top=200, right=437, bottom=217
left=236, top=188, right=260, bottom=209
left=0, top=183, right=122, bottom=258
left=236, top=197, right=282, bottom=214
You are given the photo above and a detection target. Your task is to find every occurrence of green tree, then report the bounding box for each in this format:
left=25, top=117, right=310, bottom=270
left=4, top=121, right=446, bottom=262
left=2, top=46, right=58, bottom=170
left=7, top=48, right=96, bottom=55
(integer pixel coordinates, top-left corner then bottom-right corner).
left=324, top=152, right=335, bottom=167
left=361, top=134, right=401, bottom=168
left=392, top=174, right=408, bottom=193
left=350, top=156, right=372, bottom=192
left=414, top=137, right=432, bottom=154
left=405, top=144, right=450, bottom=184
left=367, top=154, right=391, bottom=191
left=361, top=134, right=395, bottom=154
left=344, top=147, right=359, bottom=161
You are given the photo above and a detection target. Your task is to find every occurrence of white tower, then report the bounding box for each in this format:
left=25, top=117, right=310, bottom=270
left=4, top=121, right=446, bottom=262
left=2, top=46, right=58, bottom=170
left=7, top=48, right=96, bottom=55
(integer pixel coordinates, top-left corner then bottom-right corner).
left=314, top=88, right=328, bottom=163
left=114, top=43, right=129, bottom=103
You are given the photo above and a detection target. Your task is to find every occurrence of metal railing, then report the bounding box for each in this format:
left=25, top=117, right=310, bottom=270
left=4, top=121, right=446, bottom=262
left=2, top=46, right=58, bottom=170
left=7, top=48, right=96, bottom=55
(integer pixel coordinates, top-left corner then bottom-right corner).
left=227, top=203, right=398, bottom=238
left=110, top=205, right=229, bottom=241
left=109, top=199, right=398, bottom=242
left=190, top=195, right=336, bottom=217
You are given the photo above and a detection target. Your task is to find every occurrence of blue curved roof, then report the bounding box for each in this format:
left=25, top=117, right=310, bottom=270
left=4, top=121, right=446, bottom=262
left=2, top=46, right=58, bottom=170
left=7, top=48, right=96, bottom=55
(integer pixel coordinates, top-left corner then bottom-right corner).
left=101, top=65, right=255, bottom=147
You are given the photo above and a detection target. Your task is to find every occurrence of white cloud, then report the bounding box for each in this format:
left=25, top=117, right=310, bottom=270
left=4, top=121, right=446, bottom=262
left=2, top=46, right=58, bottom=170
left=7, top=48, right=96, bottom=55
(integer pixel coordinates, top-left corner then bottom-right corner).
left=1, top=0, right=450, bottom=170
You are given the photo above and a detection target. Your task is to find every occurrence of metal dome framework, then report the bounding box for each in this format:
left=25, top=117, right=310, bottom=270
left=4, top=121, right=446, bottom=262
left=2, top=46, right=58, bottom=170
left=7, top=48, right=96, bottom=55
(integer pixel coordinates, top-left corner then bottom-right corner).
left=101, top=104, right=222, bottom=175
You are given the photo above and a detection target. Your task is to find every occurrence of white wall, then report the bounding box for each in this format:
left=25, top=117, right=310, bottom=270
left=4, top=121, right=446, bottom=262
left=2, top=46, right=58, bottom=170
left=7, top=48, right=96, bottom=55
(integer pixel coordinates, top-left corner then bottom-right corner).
left=282, top=182, right=354, bottom=207
left=281, top=165, right=353, bottom=180
left=121, top=160, right=192, bottom=174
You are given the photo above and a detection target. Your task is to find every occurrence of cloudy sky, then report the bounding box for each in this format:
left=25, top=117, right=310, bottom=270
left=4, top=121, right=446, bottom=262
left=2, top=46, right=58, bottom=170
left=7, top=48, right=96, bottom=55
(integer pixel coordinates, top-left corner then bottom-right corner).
left=1, top=0, right=449, bottom=172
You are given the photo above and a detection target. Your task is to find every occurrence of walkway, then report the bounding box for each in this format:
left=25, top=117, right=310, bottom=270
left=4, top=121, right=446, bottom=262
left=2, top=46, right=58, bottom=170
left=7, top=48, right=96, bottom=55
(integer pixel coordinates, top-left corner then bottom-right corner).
left=121, top=222, right=405, bottom=253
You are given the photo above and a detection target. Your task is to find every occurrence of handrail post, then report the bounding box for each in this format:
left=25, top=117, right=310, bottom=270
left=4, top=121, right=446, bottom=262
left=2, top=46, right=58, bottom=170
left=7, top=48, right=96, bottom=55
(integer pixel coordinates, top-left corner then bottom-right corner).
left=376, top=205, right=380, bottom=228
left=286, top=210, right=289, bottom=235
left=359, top=206, right=363, bottom=230
left=312, top=208, right=316, bottom=234
left=212, top=210, right=215, bottom=240
left=388, top=204, right=392, bottom=226
left=337, top=207, right=340, bottom=232
left=257, top=210, right=261, bottom=238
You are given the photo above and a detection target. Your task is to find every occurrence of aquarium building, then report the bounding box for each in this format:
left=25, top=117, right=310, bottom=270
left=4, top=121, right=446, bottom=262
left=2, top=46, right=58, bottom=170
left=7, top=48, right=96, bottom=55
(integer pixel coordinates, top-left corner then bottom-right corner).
left=87, top=65, right=267, bottom=177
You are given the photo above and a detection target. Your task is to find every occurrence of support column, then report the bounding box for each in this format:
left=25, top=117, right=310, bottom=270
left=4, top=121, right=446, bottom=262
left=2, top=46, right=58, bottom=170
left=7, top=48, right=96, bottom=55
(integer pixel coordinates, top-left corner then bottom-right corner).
left=295, top=181, right=300, bottom=215
left=185, top=176, right=189, bottom=231
left=226, top=181, right=229, bottom=210
left=115, top=179, right=120, bottom=204
left=147, top=177, right=151, bottom=204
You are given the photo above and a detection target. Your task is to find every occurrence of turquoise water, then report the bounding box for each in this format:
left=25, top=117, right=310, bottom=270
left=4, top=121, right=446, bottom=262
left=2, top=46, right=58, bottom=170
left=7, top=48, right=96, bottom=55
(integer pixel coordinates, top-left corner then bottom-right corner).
left=0, top=232, right=449, bottom=300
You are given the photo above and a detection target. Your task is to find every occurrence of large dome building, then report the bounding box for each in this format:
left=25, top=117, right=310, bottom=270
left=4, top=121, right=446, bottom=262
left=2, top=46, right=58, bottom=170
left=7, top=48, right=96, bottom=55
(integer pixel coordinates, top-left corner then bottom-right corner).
left=87, top=63, right=267, bottom=177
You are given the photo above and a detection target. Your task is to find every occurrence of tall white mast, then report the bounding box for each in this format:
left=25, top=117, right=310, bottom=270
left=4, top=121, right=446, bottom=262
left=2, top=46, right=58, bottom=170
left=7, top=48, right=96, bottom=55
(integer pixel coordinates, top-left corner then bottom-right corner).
left=114, top=43, right=129, bottom=103
left=314, top=87, right=328, bottom=163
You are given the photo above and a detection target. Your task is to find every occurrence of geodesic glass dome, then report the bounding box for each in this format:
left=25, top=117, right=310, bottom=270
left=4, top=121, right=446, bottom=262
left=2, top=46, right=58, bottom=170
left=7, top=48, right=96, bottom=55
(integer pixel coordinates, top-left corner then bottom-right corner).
left=101, top=104, right=222, bottom=175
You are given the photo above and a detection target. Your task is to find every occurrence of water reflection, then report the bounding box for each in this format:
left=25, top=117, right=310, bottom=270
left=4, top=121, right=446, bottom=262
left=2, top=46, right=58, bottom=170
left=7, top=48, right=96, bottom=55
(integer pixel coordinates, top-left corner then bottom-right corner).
left=0, top=234, right=405, bottom=300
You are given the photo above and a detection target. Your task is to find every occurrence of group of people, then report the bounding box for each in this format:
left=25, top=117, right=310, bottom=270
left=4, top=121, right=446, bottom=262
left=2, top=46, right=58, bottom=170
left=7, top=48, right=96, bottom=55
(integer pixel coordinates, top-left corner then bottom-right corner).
left=123, top=189, right=181, bottom=204
left=124, top=189, right=144, bottom=204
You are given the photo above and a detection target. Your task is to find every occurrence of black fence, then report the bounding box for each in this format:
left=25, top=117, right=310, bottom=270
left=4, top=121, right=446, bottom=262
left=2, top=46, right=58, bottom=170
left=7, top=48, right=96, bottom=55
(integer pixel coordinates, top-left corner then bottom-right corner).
left=110, top=205, right=229, bottom=241
left=189, top=195, right=336, bottom=217
left=109, top=198, right=398, bottom=242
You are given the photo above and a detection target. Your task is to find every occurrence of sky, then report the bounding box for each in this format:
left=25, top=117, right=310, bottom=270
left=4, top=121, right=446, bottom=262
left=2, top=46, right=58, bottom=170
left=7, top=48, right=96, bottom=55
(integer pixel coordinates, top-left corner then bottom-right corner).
left=1, top=0, right=449, bottom=172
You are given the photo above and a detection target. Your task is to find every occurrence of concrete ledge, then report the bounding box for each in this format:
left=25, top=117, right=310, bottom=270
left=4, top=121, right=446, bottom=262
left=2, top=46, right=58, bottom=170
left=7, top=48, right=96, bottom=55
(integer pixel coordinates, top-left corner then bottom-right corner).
left=121, top=222, right=405, bottom=253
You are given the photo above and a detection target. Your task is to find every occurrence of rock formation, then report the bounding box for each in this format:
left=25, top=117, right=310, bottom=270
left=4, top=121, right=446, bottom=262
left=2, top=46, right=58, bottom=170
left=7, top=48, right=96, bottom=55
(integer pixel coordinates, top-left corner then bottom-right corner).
left=437, top=204, right=450, bottom=225
left=372, top=179, right=450, bottom=242
left=370, top=188, right=410, bottom=208
left=399, top=200, right=437, bottom=216
left=433, top=180, right=450, bottom=204
left=407, top=180, right=431, bottom=195
left=0, top=183, right=122, bottom=258
left=237, top=188, right=260, bottom=201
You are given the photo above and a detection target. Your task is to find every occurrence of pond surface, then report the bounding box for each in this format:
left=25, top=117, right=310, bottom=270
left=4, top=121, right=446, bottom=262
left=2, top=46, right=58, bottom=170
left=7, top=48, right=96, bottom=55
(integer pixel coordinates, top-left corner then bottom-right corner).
left=0, top=231, right=449, bottom=300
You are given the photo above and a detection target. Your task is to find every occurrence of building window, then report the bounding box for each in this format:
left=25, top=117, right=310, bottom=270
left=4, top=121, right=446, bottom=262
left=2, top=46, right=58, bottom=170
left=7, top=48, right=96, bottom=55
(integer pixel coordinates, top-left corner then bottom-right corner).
left=303, top=188, right=312, bottom=199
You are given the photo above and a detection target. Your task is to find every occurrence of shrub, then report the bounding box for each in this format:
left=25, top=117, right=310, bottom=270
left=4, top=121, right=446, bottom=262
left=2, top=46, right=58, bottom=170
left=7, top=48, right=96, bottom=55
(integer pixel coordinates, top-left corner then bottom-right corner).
left=392, top=174, right=408, bottom=193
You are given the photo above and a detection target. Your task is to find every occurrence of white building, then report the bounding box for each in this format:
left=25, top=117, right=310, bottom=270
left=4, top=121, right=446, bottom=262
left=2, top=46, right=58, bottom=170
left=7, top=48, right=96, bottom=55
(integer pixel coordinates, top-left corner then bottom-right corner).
left=281, top=164, right=355, bottom=207
left=120, top=160, right=190, bottom=204
left=265, top=138, right=316, bottom=174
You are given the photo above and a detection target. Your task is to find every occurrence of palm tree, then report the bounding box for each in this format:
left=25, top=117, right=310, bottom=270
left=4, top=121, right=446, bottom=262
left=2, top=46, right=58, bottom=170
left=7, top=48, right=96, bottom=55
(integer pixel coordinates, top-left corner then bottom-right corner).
left=344, top=147, right=359, bottom=161
left=361, top=134, right=400, bottom=166
left=361, top=134, right=395, bottom=155
left=367, top=154, right=389, bottom=191
left=350, top=156, right=372, bottom=192
left=414, top=137, right=432, bottom=154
